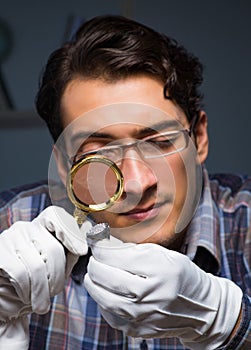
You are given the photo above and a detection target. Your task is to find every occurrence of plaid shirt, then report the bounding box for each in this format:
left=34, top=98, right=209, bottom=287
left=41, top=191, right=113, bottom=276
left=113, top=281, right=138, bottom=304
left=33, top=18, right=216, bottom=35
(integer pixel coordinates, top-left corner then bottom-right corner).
left=0, top=168, right=251, bottom=349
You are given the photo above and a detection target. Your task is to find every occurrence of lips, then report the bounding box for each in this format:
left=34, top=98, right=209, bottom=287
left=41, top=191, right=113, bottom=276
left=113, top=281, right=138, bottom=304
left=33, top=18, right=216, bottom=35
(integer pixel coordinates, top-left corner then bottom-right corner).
left=120, top=202, right=164, bottom=221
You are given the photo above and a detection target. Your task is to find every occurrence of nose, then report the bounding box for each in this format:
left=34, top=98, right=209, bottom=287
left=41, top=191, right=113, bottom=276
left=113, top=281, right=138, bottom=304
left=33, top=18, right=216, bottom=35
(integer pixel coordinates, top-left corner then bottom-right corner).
left=120, top=149, right=157, bottom=194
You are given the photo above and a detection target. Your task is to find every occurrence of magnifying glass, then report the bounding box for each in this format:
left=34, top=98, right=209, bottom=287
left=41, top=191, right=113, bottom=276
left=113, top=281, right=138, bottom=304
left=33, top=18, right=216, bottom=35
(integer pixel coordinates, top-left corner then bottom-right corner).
left=66, top=154, right=124, bottom=225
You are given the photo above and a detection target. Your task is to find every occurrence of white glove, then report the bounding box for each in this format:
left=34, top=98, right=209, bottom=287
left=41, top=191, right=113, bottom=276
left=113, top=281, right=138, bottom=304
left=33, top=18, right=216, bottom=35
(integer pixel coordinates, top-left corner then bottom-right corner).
left=84, top=238, right=243, bottom=350
left=0, top=205, right=91, bottom=349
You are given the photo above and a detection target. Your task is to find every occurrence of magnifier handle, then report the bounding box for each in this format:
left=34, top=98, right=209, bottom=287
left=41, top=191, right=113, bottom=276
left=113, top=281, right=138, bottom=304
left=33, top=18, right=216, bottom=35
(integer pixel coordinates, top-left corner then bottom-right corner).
left=74, top=207, right=88, bottom=226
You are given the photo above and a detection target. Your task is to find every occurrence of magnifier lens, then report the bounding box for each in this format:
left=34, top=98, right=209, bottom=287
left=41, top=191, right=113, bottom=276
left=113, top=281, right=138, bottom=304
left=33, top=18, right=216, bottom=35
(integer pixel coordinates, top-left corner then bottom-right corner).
left=67, top=155, right=124, bottom=216
left=72, top=161, right=119, bottom=205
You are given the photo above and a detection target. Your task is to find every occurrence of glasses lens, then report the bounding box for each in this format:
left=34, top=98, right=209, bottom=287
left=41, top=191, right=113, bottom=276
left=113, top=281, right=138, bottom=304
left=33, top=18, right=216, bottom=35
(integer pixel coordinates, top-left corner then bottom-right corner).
left=96, top=147, right=122, bottom=164
left=139, top=131, right=187, bottom=158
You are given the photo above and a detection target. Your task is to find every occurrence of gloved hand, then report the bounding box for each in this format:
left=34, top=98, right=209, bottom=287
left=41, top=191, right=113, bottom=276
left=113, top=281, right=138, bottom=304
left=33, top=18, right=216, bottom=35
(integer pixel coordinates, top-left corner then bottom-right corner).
left=0, top=205, right=91, bottom=349
left=84, top=237, right=243, bottom=350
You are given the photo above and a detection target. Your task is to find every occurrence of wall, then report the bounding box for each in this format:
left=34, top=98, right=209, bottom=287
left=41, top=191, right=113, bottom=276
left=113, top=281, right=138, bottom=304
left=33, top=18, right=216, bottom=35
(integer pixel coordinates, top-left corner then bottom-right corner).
left=1, top=0, right=251, bottom=191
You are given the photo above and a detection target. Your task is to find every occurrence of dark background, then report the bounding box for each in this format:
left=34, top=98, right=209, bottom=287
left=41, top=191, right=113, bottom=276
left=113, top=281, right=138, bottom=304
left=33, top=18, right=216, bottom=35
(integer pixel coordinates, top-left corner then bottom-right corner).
left=0, top=0, right=251, bottom=191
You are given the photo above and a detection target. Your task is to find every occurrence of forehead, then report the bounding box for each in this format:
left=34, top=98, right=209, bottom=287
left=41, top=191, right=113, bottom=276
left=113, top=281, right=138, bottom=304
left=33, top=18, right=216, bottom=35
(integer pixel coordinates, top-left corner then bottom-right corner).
left=69, top=103, right=184, bottom=136
left=61, top=76, right=188, bottom=129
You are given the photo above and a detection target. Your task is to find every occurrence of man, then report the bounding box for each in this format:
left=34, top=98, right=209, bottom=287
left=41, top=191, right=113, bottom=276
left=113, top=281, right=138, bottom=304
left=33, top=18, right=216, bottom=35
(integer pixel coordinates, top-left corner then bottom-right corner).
left=0, top=15, right=250, bottom=349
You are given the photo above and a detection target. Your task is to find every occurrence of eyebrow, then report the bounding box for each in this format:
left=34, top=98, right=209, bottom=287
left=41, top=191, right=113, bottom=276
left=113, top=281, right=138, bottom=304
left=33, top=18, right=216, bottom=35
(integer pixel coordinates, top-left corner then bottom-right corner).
left=71, top=119, right=180, bottom=144
left=137, top=120, right=180, bottom=138
left=71, top=131, right=113, bottom=145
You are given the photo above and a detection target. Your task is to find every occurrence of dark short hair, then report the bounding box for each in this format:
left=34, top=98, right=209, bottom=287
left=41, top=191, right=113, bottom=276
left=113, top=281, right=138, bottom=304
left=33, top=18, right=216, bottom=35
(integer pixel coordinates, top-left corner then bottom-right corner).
left=36, top=15, right=204, bottom=141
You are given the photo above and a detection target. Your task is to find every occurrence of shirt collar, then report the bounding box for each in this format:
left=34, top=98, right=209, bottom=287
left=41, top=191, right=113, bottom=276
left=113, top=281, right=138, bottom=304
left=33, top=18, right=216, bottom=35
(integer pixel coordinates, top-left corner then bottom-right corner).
left=184, top=165, right=221, bottom=273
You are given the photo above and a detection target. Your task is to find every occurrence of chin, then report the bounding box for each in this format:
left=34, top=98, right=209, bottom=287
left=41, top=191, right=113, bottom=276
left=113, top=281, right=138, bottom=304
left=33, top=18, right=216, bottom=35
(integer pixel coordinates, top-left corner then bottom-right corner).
left=141, top=231, right=172, bottom=246
left=141, top=228, right=186, bottom=252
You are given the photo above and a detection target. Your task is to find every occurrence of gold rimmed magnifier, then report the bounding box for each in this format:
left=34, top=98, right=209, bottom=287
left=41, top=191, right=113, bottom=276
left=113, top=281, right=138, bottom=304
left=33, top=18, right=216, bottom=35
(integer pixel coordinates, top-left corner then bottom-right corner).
left=66, top=154, right=124, bottom=225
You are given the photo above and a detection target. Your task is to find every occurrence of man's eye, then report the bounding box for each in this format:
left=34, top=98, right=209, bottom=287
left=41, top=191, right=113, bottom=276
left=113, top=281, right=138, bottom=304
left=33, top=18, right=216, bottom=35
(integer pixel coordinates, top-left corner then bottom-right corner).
left=151, top=135, right=177, bottom=145
left=99, top=148, right=116, bottom=156
left=76, top=140, right=110, bottom=155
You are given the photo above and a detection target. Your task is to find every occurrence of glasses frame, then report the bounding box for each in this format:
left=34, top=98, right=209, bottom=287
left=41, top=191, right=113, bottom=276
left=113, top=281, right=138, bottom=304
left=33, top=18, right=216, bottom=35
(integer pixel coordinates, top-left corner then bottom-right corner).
left=72, top=115, right=198, bottom=164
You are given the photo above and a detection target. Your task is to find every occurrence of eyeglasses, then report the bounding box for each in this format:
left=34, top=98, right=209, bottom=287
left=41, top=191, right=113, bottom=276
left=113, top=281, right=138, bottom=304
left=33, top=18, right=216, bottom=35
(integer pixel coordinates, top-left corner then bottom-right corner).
left=73, top=126, right=195, bottom=166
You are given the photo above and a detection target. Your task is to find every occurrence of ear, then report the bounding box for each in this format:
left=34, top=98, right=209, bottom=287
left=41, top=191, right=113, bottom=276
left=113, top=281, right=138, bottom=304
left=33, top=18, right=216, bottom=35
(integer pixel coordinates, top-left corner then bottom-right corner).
left=195, top=111, right=209, bottom=163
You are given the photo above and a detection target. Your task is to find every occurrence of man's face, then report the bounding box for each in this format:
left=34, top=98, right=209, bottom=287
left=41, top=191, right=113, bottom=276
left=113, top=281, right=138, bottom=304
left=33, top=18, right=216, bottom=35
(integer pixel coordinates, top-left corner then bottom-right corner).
left=59, top=76, right=208, bottom=248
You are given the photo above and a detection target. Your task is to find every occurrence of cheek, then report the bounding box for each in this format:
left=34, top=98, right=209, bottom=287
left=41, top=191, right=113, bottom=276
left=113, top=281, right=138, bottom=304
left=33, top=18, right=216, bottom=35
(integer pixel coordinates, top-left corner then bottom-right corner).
left=172, top=157, right=188, bottom=198
left=157, top=155, right=188, bottom=201
left=167, top=150, right=202, bottom=234
left=90, top=211, right=109, bottom=223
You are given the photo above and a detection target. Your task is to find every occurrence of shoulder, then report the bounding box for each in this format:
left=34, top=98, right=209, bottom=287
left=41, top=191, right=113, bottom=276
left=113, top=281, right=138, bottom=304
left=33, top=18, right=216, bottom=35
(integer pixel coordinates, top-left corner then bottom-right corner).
left=0, top=181, right=51, bottom=231
left=209, top=173, right=251, bottom=195
left=209, top=173, right=251, bottom=208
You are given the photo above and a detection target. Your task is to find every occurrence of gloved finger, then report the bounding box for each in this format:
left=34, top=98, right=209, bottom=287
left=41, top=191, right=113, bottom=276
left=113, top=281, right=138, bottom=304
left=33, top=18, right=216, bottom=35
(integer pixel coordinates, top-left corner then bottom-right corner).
left=0, top=315, right=29, bottom=349
left=33, top=206, right=89, bottom=256
left=0, top=232, right=30, bottom=304
left=0, top=276, right=30, bottom=321
left=15, top=224, right=65, bottom=313
left=88, top=235, right=133, bottom=269
left=99, top=307, right=129, bottom=331
left=99, top=307, right=153, bottom=338
left=2, top=220, right=66, bottom=311
left=84, top=273, right=135, bottom=319
left=90, top=238, right=153, bottom=274
left=65, top=252, right=79, bottom=278
left=87, top=256, right=144, bottom=298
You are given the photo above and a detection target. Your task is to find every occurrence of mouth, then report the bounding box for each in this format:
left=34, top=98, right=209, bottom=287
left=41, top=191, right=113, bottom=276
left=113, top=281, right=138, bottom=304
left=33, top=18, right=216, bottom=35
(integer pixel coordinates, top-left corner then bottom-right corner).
left=120, top=201, right=167, bottom=221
